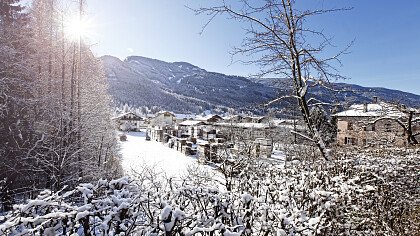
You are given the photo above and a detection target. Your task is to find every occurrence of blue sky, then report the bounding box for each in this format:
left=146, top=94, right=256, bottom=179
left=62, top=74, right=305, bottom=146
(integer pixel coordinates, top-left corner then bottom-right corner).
left=86, top=0, right=420, bottom=95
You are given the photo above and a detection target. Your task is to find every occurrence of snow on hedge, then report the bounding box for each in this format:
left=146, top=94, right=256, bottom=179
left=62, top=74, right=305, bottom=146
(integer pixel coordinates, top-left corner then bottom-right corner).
left=1, top=153, right=418, bottom=235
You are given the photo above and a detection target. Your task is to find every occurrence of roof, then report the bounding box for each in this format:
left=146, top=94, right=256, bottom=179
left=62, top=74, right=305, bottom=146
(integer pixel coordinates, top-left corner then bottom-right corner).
left=175, top=113, right=196, bottom=120
left=155, top=111, right=175, bottom=117
left=223, top=115, right=243, bottom=120
left=178, top=120, right=206, bottom=126
left=243, top=116, right=264, bottom=120
left=112, top=112, right=143, bottom=120
left=196, top=114, right=223, bottom=121
left=333, top=102, right=406, bottom=117
left=216, top=122, right=273, bottom=129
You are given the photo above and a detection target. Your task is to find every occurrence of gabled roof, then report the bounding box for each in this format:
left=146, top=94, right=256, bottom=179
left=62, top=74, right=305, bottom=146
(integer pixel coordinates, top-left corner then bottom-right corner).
left=196, top=114, right=223, bottom=121
left=155, top=111, right=175, bottom=117
left=112, top=112, right=143, bottom=120
left=223, top=114, right=243, bottom=120
left=333, top=102, right=406, bottom=117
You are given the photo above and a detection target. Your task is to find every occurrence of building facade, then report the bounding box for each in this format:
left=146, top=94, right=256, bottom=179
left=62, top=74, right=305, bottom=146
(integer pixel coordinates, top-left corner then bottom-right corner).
left=334, top=102, right=418, bottom=147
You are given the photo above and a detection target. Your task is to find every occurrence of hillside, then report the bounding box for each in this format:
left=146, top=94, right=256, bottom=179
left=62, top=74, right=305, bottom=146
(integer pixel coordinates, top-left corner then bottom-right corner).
left=101, top=55, right=420, bottom=113
left=102, top=55, right=276, bottom=113
left=253, top=78, right=420, bottom=108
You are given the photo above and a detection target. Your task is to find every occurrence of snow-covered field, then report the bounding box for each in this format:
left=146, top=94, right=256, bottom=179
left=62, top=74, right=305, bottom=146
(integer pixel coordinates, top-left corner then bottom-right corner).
left=118, top=131, right=284, bottom=189
left=118, top=131, right=204, bottom=179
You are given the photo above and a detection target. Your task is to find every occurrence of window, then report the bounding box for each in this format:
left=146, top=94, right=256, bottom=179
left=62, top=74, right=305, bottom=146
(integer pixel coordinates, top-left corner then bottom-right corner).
left=385, top=123, right=392, bottom=132
left=364, top=124, right=375, bottom=132
left=347, top=121, right=353, bottom=130
left=344, top=137, right=357, bottom=145
left=362, top=139, right=367, bottom=146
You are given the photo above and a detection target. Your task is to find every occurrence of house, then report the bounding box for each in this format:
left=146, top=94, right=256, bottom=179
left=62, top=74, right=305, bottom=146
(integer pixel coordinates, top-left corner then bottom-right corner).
left=177, top=120, right=206, bottom=138
left=242, top=116, right=268, bottom=123
left=223, top=115, right=243, bottom=123
left=214, top=122, right=276, bottom=141
left=174, top=113, right=196, bottom=124
left=112, top=112, right=144, bottom=131
left=333, top=101, right=418, bottom=147
left=196, top=114, right=223, bottom=123
left=148, top=127, right=164, bottom=142
left=149, top=111, right=176, bottom=127
left=253, top=138, right=273, bottom=158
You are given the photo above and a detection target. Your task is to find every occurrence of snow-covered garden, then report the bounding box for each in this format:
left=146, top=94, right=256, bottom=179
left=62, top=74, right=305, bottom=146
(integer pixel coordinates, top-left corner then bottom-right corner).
left=119, top=132, right=201, bottom=178
left=1, top=131, right=419, bottom=235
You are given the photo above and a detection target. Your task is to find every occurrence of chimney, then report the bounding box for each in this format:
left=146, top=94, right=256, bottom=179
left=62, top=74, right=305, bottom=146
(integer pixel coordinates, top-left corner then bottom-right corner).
left=372, top=96, right=378, bottom=103
left=363, top=103, right=368, bottom=112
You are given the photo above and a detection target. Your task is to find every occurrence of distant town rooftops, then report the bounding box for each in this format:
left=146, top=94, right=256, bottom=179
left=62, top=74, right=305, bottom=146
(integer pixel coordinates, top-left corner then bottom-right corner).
left=174, top=113, right=196, bottom=120
left=155, top=111, right=175, bottom=116
left=215, top=122, right=273, bottom=129
left=196, top=114, right=223, bottom=121
left=178, top=120, right=206, bottom=126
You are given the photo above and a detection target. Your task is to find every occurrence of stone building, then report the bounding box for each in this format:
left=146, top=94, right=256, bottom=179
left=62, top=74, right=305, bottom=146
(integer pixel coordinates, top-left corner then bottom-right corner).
left=334, top=101, right=418, bottom=147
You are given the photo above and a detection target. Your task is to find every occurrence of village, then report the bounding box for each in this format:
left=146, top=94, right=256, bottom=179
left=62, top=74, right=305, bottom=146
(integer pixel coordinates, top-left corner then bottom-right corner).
left=113, top=97, right=420, bottom=164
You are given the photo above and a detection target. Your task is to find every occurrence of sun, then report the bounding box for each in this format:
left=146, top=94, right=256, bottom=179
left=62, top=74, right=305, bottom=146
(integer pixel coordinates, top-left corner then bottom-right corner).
left=64, top=16, right=92, bottom=41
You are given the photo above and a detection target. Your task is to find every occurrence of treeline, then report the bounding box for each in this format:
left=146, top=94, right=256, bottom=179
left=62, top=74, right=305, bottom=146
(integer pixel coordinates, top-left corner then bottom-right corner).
left=0, top=0, right=121, bottom=211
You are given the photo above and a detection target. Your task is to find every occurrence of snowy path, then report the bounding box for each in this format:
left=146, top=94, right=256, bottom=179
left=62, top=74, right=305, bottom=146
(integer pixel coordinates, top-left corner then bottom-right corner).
left=118, top=132, right=202, bottom=179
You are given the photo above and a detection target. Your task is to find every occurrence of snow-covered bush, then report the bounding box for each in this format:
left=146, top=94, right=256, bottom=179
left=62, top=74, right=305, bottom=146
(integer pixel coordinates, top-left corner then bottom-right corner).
left=0, top=177, right=144, bottom=235
left=1, top=154, right=418, bottom=235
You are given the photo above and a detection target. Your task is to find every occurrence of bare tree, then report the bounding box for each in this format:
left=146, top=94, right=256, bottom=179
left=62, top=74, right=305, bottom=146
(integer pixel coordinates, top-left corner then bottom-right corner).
left=194, top=0, right=352, bottom=160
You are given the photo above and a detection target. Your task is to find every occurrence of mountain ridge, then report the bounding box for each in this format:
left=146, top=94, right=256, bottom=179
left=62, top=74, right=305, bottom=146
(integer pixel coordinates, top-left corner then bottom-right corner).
left=101, top=55, right=420, bottom=113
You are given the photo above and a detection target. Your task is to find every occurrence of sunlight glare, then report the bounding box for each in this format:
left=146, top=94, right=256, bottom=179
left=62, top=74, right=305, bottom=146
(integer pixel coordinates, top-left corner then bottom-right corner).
left=65, top=16, right=92, bottom=41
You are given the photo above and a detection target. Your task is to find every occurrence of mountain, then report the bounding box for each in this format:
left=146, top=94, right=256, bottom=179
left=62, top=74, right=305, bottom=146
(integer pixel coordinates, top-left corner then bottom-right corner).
left=101, top=55, right=420, bottom=113
left=252, top=78, right=420, bottom=108
left=101, top=55, right=276, bottom=113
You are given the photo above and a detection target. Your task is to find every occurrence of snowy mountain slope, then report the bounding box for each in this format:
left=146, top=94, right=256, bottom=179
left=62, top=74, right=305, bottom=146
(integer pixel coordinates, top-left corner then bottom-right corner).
left=101, top=55, right=276, bottom=113
left=252, top=78, right=420, bottom=108
left=101, top=55, right=420, bottom=113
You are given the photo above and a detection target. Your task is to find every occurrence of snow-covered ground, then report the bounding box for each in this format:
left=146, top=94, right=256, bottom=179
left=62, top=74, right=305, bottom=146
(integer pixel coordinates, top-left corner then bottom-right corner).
left=118, top=131, right=285, bottom=188
left=118, top=131, right=205, bottom=179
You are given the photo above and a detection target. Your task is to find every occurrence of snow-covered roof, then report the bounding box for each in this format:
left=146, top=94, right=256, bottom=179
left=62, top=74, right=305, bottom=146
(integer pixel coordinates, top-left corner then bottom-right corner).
left=155, top=111, right=175, bottom=117
left=196, top=114, right=222, bottom=121
left=175, top=113, right=196, bottom=120
left=271, top=119, right=287, bottom=126
left=111, top=112, right=142, bottom=120
left=333, top=102, right=406, bottom=117
left=178, top=120, right=206, bottom=126
left=243, top=116, right=264, bottom=120
left=216, top=122, right=273, bottom=129
left=223, top=114, right=242, bottom=120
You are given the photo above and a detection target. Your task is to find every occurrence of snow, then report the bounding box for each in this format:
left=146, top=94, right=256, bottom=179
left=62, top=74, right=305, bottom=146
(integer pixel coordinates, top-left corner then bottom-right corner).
left=119, top=132, right=201, bottom=178
left=174, top=113, right=196, bottom=120
left=216, top=122, right=271, bottom=129
left=178, top=120, right=205, bottom=126
left=334, top=102, right=406, bottom=117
